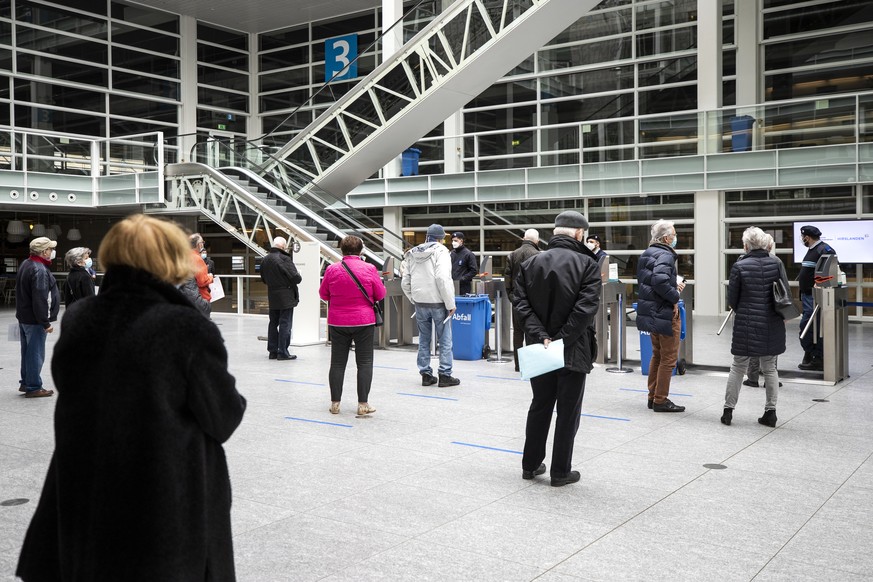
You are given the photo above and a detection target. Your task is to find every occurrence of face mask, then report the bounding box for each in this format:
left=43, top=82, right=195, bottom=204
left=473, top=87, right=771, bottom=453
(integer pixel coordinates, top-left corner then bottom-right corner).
left=585, top=242, right=596, bottom=251
left=451, top=241, right=460, bottom=249
left=801, top=236, right=810, bottom=247
left=201, top=251, right=208, bottom=260
left=84, top=258, right=93, bottom=269
left=50, top=249, right=56, bottom=260
left=670, top=235, right=678, bottom=249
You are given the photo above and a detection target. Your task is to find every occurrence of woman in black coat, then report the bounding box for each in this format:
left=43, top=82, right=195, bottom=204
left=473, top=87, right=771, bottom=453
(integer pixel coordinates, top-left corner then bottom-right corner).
left=721, top=227, right=787, bottom=428
left=63, top=246, right=96, bottom=307
left=17, top=215, right=246, bottom=582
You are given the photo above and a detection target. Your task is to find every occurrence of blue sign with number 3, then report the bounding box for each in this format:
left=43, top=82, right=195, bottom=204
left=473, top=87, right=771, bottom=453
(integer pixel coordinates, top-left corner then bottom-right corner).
left=325, top=34, right=358, bottom=83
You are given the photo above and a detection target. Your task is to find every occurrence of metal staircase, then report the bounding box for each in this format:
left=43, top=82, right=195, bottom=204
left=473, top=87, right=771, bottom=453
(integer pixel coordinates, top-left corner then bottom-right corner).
left=167, top=0, right=602, bottom=261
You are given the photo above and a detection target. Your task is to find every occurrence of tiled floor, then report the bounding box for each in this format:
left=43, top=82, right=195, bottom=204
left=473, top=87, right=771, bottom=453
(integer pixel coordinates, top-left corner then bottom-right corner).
left=2, top=308, right=872, bottom=581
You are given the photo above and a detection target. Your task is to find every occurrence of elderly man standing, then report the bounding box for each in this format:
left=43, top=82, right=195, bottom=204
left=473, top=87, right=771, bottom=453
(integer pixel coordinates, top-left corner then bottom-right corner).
left=16, top=237, right=60, bottom=398
left=514, top=211, right=601, bottom=487
left=401, top=224, right=459, bottom=387
left=636, top=219, right=686, bottom=413
left=260, top=236, right=302, bottom=361
left=505, top=229, right=540, bottom=372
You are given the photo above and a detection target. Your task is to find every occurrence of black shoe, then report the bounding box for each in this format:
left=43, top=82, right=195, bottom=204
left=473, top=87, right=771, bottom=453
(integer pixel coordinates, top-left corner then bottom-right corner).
left=758, top=409, right=777, bottom=427
left=742, top=379, right=759, bottom=388
left=551, top=471, right=581, bottom=487
left=277, top=354, right=297, bottom=361
left=720, top=408, right=733, bottom=426
left=798, top=358, right=823, bottom=371
left=647, top=399, right=654, bottom=410
left=421, top=374, right=438, bottom=386
left=653, top=399, right=685, bottom=413
left=268, top=353, right=277, bottom=360
left=438, top=375, right=460, bottom=387
left=800, top=352, right=812, bottom=367
left=522, top=463, right=546, bottom=480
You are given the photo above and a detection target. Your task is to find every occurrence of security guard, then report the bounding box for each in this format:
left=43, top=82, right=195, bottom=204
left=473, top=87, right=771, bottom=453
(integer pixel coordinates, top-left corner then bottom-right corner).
left=797, top=225, right=836, bottom=371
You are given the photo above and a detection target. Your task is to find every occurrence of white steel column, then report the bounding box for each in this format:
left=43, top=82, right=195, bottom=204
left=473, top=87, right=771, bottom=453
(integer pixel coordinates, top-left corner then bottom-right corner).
left=697, top=0, right=723, bottom=110
left=179, top=15, right=198, bottom=163
left=381, top=0, right=403, bottom=179
left=694, top=190, right=721, bottom=316
left=383, top=206, right=405, bottom=259
left=247, top=31, right=262, bottom=144
left=735, top=0, right=760, bottom=106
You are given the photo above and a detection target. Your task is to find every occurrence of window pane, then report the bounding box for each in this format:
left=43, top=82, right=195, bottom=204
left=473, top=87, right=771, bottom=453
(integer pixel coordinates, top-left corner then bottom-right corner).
left=764, top=0, right=873, bottom=39
left=113, top=47, right=178, bottom=78
left=259, top=46, right=309, bottom=72
left=541, top=94, right=634, bottom=123
left=198, top=65, right=248, bottom=92
left=467, top=80, right=536, bottom=108
left=112, top=2, right=178, bottom=32
left=724, top=188, right=857, bottom=218
left=196, top=109, right=247, bottom=133
left=16, top=1, right=107, bottom=37
left=112, top=22, right=179, bottom=54
left=260, top=28, right=309, bottom=51
left=198, top=44, right=248, bottom=70
left=465, top=105, right=536, bottom=133
left=637, top=26, right=696, bottom=58
left=549, top=8, right=632, bottom=44
left=259, top=67, right=310, bottom=92
left=17, top=26, right=108, bottom=65
left=639, top=57, right=696, bottom=88
left=16, top=104, right=105, bottom=135
left=17, top=53, right=108, bottom=87
left=539, top=37, right=632, bottom=70
left=110, top=94, right=176, bottom=122
left=197, top=23, right=247, bottom=50
left=541, top=65, right=634, bottom=98
left=113, top=71, right=179, bottom=99
left=16, top=79, right=105, bottom=112
left=636, top=0, right=697, bottom=30
left=198, top=87, right=248, bottom=112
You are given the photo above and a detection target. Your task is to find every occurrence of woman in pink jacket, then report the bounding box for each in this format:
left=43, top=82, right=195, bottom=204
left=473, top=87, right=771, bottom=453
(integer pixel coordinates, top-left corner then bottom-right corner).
left=319, top=235, right=387, bottom=416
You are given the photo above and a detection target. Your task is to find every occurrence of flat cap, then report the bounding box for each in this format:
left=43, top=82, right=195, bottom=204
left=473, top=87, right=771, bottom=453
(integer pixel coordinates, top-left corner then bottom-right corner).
left=555, top=210, right=589, bottom=229
left=800, top=225, right=821, bottom=238
left=30, top=237, right=57, bottom=254
left=452, top=231, right=465, bottom=240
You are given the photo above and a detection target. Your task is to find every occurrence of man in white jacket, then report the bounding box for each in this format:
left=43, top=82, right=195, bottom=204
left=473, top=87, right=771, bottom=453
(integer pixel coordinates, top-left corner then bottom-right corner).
left=401, top=224, right=460, bottom=387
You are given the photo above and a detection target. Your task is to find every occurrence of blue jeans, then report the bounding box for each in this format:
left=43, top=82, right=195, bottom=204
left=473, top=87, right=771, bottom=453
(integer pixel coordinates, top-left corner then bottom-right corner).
left=19, top=324, right=47, bottom=392
left=798, top=293, right=822, bottom=358
left=268, top=308, right=294, bottom=357
left=415, top=305, right=453, bottom=377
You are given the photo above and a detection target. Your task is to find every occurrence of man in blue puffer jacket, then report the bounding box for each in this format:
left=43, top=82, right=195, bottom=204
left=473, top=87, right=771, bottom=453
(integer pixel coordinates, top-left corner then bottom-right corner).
left=636, top=219, right=686, bottom=413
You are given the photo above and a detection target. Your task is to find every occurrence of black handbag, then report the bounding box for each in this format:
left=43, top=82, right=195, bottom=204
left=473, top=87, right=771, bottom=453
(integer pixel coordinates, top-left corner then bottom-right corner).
left=773, top=262, right=801, bottom=320
left=340, top=261, right=383, bottom=327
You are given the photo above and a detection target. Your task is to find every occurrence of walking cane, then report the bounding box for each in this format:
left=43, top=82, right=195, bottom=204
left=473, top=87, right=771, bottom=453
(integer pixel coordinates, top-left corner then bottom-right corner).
left=717, top=309, right=734, bottom=336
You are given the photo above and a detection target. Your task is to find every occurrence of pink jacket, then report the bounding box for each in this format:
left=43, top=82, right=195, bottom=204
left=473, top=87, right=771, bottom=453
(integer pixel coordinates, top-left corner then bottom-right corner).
left=319, top=256, right=387, bottom=326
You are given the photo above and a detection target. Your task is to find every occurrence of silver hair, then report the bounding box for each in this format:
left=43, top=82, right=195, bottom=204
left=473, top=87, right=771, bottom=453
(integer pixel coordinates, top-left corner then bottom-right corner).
left=553, top=226, right=581, bottom=238
left=742, top=226, right=770, bottom=251
left=273, top=236, right=287, bottom=249
left=65, top=246, right=91, bottom=269
left=763, top=232, right=775, bottom=254
left=650, top=220, right=675, bottom=245
left=189, top=233, right=203, bottom=248
left=523, top=228, right=539, bottom=242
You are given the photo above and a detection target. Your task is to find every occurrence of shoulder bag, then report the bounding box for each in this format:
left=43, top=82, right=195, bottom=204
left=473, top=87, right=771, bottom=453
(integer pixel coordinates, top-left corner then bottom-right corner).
left=773, top=261, right=801, bottom=320
left=340, top=260, right=384, bottom=327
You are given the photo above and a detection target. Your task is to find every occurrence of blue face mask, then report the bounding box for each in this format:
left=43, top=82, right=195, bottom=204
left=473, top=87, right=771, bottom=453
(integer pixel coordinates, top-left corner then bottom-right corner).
left=670, top=235, right=678, bottom=249
left=84, top=257, right=93, bottom=268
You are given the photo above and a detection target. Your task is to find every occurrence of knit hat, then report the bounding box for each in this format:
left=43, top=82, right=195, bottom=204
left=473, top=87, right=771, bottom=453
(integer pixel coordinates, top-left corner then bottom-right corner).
left=555, top=211, right=589, bottom=229
left=800, top=225, right=821, bottom=238
left=30, top=237, right=57, bottom=254
left=426, top=224, right=446, bottom=239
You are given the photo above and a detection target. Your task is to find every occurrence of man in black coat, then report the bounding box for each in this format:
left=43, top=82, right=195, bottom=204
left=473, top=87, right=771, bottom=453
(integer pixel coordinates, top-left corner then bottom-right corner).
left=796, top=224, right=836, bottom=371
left=636, top=219, right=686, bottom=413
left=16, top=236, right=60, bottom=398
left=260, top=236, right=302, bottom=360
left=513, top=211, right=601, bottom=487
left=450, top=231, right=478, bottom=295
left=505, top=229, right=540, bottom=372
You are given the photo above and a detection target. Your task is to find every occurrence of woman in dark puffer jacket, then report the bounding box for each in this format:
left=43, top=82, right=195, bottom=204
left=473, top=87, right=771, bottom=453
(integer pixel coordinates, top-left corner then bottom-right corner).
left=721, top=227, right=787, bottom=427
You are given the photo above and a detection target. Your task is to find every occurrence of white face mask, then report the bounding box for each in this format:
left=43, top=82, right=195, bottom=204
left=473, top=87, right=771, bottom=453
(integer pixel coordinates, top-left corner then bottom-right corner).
left=585, top=241, right=596, bottom=251
left=201, top=251, right=208, bottom=260
left=451, top=241, right=460, bottom=249
left=49, top=249, right=56, bottom=260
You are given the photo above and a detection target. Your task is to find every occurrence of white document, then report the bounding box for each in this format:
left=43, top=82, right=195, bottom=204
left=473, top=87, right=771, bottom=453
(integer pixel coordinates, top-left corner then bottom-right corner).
left=209, top=276, right=225, bottom=303
left=517, top=339, right=565, bottom=380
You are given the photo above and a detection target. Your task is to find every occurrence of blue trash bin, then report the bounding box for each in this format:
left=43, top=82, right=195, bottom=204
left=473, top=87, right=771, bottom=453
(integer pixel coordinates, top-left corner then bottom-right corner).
left=451, top=295, right=492, bottom=360
left=731, top=115, right=755, bottom=152
left=634, top=300, right=685, bottom=376
left=401, top=147, right=421, bottom=176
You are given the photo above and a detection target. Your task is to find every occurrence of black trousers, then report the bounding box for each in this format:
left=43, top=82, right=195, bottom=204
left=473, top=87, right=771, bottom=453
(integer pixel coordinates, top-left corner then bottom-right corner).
left=522, top=368, right=587, bottom=477
left=511, top=308, right=525, bottom=371
left=328, top=325, right=375, bottom=403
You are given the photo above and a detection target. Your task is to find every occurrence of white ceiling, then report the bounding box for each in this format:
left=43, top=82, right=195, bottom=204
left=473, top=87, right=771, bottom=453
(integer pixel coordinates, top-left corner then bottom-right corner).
left=129, top=0, right=381, bottom=33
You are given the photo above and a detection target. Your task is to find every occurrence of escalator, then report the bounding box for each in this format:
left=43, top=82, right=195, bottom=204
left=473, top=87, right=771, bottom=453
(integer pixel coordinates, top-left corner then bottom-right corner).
left=166, top=0, right=603, bottom=261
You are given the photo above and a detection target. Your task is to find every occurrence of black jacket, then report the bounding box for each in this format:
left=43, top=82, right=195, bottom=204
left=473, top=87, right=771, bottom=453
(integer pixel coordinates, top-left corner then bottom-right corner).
left=450, top=245, right=478, bottom=295
left=728, top=250, right=787, bottom=357
left=259, top=247, right=302, bottom=310
left=798, top=240, right=836, bottom=294
left=636, top=243, right=681, bottom=337
left=504, top=240, right=540, bottom=301
left=513, top=235, right=601, bottom=373
left=64, top=265, right=95, bottom=307
left=17, top=266, right=246, bottom=582
left=15, top=256, right=60, bottom=328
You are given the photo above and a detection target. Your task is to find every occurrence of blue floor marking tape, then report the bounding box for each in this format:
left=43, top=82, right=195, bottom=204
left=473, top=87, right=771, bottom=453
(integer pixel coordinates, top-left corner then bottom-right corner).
left=373, top=365, right=409, bottom=370
left=476, top=375, right=527, bottom=382
left=397, top=392, right=458, bottom=401
left=275, top=379, right=325, bottom=386
left=451, top=441, right=523, bottom=455
left=620, top=388, right=692, bottom=397
left=581, top=413, right=631, bottom=422
left=284, top=416, right=353, bottom=428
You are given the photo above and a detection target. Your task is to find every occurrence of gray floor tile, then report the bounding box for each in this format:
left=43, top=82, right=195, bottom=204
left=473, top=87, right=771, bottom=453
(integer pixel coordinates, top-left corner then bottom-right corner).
left=777, top=517, right=873, bottom=575
left=753, top=555, right=870, bottom=581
